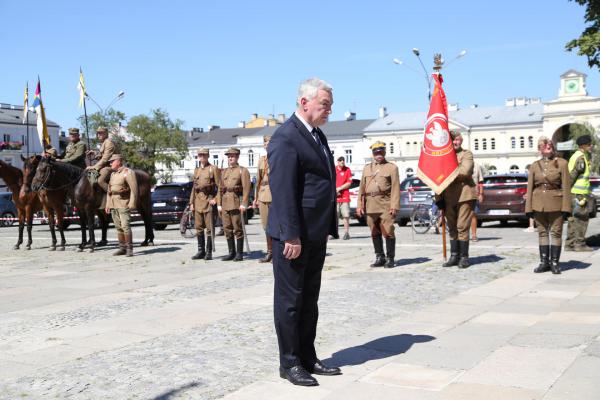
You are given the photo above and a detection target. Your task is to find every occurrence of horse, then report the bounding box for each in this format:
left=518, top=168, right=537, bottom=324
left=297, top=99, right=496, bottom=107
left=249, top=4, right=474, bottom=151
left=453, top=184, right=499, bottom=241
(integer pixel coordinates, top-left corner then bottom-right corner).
left=0, top=159, right=42, bottom=249
left=30, top=157, right=155, bottom=252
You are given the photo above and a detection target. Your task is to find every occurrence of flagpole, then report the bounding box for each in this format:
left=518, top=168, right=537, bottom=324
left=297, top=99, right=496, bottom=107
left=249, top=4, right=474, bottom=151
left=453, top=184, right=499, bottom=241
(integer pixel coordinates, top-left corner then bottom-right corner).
left=26, top=107, right=30, bottom=158
left=433, top=53, right=447, bottom=262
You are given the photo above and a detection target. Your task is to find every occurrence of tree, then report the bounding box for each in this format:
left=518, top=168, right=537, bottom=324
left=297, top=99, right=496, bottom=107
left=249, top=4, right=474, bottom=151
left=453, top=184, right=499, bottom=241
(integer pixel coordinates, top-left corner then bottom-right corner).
left=569, top=122, right=600, bottom=173
left=118, top=108, right=188, bottom=183
left=566, top=0, right=600, bottom=70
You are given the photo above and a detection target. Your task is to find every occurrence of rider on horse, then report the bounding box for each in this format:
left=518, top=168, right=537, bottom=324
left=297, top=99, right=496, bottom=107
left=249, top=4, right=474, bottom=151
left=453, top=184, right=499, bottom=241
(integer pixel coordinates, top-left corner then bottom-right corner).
left=56, top=128, right=87, bottom=169
left=86, top=126, right=116, bottom=191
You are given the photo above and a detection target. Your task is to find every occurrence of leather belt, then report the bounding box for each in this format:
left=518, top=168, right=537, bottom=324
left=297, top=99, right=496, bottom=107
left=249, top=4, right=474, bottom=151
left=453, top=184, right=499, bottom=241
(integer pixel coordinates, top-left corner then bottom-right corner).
left=535, top=183, right=560, bottom=190
left=366, top=190, right=390, bottom=197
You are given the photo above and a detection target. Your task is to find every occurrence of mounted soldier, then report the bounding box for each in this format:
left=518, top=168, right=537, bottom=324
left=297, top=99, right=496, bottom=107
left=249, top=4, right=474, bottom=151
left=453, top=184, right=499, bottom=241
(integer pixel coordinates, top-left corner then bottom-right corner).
left=56, top=128, right=87, bottom=169
left=86, top=126, right=116, bottom=192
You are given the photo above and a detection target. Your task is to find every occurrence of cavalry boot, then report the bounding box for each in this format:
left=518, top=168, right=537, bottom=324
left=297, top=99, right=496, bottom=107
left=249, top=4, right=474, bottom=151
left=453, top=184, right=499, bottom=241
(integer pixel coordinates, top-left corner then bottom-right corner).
left=458, top=240, right=470, bottom=269
left=534, top=245, right=550, bottom=273
left=234, top=238, right=244, bottom=261
left=222, top=237, right=236, bottom=261
left=205, top=236, right=213, bottom=261
left=125, top=233, right=134, bottom=257
left=191, top=234, right=206, bottom=260
left=113, top=233, right=126, bottom=256
left=259, top=235, right=273, bottom=263
left=384, top=237, right=396, bottom=268
left=443, top=240, right=459, bottom=267
left=550, top=245, right=562, bottom=275
left=370, top=236, right=386, bottom=268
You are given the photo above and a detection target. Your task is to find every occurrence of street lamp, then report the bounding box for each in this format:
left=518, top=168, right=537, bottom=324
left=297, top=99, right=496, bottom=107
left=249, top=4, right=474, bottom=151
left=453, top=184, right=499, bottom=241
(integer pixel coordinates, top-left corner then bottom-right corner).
left=86, top=90, right=125, bottom=115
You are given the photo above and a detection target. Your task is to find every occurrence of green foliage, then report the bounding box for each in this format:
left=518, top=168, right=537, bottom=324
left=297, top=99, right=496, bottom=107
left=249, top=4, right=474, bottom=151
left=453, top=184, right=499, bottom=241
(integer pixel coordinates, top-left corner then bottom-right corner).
left=77, top=109, right=127, bottom=146
left=569, top=122, right=600, bottom=173
left=566, top=0, right=600, bottom=70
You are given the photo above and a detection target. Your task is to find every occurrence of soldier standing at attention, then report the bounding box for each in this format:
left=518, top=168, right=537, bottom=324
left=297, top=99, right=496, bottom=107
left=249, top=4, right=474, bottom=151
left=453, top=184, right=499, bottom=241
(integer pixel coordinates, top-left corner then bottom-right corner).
left=436, top=131, right=477, bottom=269
left=356, top=141, right=400, bottom=268
left=218, top=147, right=251, bottom=261
left=105, top=154, right=138, bottom=257
left=525, top=137, right=571, bottom=274
left=189, top=148, right=220, bottom=261
left=86, top=126, right=116, bottom=192
left=57, top=128, right=87, bottom=169
left=253, top=135, right=273, bottom=263
left=565, top=134, right=595, bottom=252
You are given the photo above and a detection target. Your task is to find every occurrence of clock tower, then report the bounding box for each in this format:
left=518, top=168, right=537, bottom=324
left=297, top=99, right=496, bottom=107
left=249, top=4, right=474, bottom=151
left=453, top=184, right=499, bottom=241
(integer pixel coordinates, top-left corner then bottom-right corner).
left=559, top=69, right=587, bottom=98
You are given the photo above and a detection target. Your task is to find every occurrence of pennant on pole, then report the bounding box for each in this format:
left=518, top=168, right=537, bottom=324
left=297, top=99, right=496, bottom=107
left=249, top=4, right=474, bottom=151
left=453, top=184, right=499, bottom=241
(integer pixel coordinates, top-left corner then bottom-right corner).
left=417, top=73, right=458, bottom=194
left=78, top=67, right=86, bottom=108
left=22, top=82, right=28, bottom=124
left=33, top=78, right=50, bottom=147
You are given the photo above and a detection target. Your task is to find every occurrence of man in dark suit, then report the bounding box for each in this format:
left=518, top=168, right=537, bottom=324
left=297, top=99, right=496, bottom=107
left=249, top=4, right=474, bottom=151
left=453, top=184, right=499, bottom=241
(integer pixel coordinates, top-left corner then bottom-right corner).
left=267, top=78, right=341, bottom=387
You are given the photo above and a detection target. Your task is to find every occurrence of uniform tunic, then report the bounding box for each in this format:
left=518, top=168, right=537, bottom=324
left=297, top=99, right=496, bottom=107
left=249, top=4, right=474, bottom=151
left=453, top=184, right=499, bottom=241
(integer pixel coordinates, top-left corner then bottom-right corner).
left=218, top=164, right=251, bottom=239
left=441, top=148, right=477, bottom=241
left=525, top=157, right=571, bottom=246
left=106, top=166, right=138, bottom=234
left=189, top=163, right=220, bottom=236
left=60, top=140, right=87, bottom=168
left=358, top=160, right=400, bottom=237
left=93, top=138, right=117, bottom=190
left=255, top=155, right=272, bottom=230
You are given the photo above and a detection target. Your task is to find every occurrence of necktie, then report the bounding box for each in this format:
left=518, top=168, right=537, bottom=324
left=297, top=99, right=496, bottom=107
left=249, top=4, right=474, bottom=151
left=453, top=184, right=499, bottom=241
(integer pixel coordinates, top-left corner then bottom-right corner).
left=312, top=128, right=331, bottom=176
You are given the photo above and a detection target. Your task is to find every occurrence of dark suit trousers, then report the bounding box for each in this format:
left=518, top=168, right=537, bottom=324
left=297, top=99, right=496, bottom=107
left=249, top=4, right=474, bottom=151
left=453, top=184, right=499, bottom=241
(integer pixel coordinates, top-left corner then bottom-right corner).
left=272, top=237, right=327, bottom=368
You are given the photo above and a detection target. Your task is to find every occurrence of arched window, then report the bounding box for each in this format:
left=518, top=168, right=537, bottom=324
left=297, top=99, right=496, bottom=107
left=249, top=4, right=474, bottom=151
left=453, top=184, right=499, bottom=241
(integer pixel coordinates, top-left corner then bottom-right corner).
left=248, top=150, right=254, bottom=167
left=482, top=138, right=487, bottom=151
left=528, top=136, right=533, bottom=149
left=474, top=138, right=479, bottom=151
left=511, top=137, right=516, bottom=149
left=491, top=138, right=496, bottom=150
left=406, top=167, right=414, bottom=177
left=510, top=165, right=519, bottom=173
left=520, top=137, right=525, bottom=149
left=488, top=165, right=497, bottom=175
left=389, top=142, right=394, bottom=154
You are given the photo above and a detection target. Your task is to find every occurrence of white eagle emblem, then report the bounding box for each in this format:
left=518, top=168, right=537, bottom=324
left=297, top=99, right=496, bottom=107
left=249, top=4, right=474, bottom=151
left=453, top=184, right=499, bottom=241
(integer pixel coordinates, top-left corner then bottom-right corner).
left=425, top=121, right=449, bottom=148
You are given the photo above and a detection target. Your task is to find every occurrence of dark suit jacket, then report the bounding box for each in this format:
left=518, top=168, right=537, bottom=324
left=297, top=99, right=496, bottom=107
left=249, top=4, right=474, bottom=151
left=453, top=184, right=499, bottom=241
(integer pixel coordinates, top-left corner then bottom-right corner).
left=267, top=113, right=338, bottom=242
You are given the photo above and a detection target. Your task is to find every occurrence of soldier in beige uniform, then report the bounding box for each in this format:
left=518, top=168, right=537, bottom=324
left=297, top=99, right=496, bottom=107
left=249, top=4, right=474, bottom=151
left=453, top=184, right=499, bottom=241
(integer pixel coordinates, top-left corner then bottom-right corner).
left=218, top=147, right=251, bottom=261
left=189, top=148, right=220, bottom=261
left=105, top=154, right=138, bottom=257
left=86, top=126, right=116, bottom=192
left=253, top=135, right=273, bottom=263
left=357, top=141, right=400, bottom=268
left=525, top=137, right=571, bottom=274
left=57, top=128, right=87, bottom=169
left=437, top=131, right=477, bottom=268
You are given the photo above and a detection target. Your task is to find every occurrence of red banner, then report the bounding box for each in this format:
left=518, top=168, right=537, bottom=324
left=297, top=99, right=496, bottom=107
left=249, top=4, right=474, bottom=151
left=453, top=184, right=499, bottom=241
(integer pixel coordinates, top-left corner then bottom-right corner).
left=417, top=74, right=458, bottom=194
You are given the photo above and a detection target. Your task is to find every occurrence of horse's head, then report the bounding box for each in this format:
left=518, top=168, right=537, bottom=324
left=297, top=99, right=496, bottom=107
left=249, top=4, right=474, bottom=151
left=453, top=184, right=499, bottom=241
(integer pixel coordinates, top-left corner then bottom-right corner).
left=21, top=155, right=42, bottom=193
left=31, top=156, right=52, bottom=192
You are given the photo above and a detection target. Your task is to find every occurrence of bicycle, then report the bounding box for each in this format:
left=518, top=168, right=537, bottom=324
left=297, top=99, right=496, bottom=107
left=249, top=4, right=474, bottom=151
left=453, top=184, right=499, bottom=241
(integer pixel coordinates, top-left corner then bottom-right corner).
left=410, top=196, right=445, bottom=234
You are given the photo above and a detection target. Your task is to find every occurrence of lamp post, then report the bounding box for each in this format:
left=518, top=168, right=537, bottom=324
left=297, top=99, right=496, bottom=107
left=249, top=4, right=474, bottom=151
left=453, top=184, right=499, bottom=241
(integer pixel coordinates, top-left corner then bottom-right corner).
left=86, top=90, right=125, bottom=117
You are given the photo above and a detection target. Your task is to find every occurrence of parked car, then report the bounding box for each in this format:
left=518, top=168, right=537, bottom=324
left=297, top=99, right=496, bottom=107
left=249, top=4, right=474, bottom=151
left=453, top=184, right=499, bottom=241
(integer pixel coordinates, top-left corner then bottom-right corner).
left=348, top=178, right=364, bottom=224
left=590, top=176, right=600, bottom=217
left=397, top=176, right=434, bottom=226
left=0, top=192, right=17, bottom=227
left=477, top=173, right=528, bottom=226
left=152, top=182, right=194, bottom=230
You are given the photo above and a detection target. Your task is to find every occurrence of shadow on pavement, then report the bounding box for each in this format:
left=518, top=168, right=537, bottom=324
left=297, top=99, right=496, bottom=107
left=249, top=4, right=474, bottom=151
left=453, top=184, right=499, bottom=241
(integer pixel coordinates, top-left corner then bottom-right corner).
left=136, top=246, right=182, bottom=255
left=394, top=257, right=431, bottom=267
left=243, top=250, right=269, bottom=260
left=323, top=334, right=435, bottom=367
left=468, top=254, right=504, bottom=266
left=472, top=237, right=501, bottom=241
left=561, top=260, right=593, bottom=271
left=151, top=381, right=203, bottom=400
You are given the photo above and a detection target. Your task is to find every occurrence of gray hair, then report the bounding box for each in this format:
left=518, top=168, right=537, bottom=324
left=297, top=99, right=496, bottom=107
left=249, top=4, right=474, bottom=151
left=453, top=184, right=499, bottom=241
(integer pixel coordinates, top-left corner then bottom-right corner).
left=296, top=78, right=333, bottom=107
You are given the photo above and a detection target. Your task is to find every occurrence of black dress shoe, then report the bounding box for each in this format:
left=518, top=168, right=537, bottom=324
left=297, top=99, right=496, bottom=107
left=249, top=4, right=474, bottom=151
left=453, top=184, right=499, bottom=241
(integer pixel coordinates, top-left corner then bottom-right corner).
left=279, top=366, right=319, bottom=386
left=307, top=360, right=342, bottom=376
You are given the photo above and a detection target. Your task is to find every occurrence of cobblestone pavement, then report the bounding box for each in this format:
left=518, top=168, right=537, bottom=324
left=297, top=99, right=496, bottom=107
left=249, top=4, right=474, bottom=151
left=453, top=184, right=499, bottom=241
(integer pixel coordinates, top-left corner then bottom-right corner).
left=0, top=217, right=593, bottom=399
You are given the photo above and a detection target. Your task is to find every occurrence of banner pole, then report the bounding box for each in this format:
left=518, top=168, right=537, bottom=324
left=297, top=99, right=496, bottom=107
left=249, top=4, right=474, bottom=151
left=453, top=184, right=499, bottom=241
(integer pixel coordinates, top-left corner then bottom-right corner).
left=83, top=96, right=92, bottom=165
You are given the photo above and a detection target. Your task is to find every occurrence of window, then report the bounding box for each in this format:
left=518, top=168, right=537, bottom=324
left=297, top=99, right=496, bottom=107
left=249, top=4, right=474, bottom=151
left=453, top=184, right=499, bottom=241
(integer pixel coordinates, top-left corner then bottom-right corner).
left=520, top=136, right=524, bottom=149
left=3, top=134, right=9, bottom=143
left=179, top=160, right=185, bottom=168
left=474, top=139, right=479, bottom=151
left=213, top=154, right=218, bottom=166
left=511, top=137, right=516, bottom=149
left=488, top=165, right=497, bottom=175
left=405, top=167, right=414, bottom=177
left=248, top=150, right=254, bottom=167
left=491, top=138, right=496, bottom=150
left=528, top=136, right=533, bottom=149
left=195, top=159, right=200, bottom=168
left=390, top=142, right=394, bottom=154
left=345, top=149, right=352, bottom=164
left=482, top=138, right=487, bottom=151
left=510, top=165, right=519, bottom=173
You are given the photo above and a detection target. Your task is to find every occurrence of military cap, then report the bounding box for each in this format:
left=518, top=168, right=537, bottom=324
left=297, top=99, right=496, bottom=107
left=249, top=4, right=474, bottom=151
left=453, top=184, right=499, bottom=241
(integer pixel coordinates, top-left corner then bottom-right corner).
left=68, top=127, right=80, bottom=135
left=450, top=130, right=462, bottom=139
left=96, top=126, right=109, bottom=134
left=370, top=141, right=386, bottom=151
left=224, top=147, right=241, bottom=155
left=197, top=147, right=210, bottom=155
left=576, top=134, right=592, bottom=146
left=108, top=153, right=123, bottom=162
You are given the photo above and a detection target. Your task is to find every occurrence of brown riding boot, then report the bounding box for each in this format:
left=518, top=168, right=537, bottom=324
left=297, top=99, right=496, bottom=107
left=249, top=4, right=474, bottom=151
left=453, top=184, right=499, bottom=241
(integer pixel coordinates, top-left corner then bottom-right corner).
left=259, top=235, right=273, bottom=263
left=113, top=233, right=126, bottom=256
left=125, top=233, right=133, bottom=257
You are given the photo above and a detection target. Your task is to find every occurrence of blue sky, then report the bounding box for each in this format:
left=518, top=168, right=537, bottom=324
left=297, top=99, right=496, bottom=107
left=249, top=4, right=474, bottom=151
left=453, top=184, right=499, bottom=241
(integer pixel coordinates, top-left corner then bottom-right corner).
left=1, top=1, right=597, bottom=131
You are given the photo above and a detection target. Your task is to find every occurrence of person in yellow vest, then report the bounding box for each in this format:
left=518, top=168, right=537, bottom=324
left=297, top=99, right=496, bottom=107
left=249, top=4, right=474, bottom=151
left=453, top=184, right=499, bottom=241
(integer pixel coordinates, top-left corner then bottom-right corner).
left=565, top=134, right=594, bottom=252
left=525, top=137, right=571, bottom=274
left=105, top=154, right=138, bottom=257
left=218, top=147, right=251, bottom=261
left=253, top=135, right=273, bottom=263
left=189, top=148, right=220, bottom=261
left=86, top=126, right=116, bottom=192
left=356, top=141, right=400, bottom=268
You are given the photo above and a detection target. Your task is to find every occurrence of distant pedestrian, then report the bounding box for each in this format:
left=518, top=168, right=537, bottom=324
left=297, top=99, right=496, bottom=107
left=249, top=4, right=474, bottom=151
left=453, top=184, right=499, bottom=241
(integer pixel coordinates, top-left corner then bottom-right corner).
left=525, top=137, right=571, bottom=274
left=335, top=156, right=352, bottom=240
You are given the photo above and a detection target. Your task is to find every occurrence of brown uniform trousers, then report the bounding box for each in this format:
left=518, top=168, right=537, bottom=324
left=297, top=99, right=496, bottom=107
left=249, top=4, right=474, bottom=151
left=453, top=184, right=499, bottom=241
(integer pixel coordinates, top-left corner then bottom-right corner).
left=93, top=139, right=116, bottom=191
left=525, top=157, right=571, bottom=246
left=256, top=155, right=272, bottom=230
left=441, top=149, right=477, bottom=241
left=218, top=165, right=251, bottom=239
left=358, top=161, right=401, bottom=238
left=189, top=163, right=220, bottom=237
left=106, top=167, right=138, bottom=235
